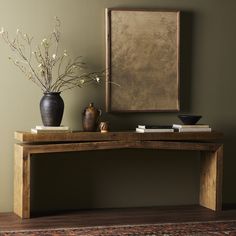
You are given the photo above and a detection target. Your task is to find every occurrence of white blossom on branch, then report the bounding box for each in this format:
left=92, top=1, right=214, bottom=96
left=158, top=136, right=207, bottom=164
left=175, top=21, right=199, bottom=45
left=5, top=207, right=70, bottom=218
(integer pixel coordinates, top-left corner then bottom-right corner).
left=0, top=17, right=104, bottom=93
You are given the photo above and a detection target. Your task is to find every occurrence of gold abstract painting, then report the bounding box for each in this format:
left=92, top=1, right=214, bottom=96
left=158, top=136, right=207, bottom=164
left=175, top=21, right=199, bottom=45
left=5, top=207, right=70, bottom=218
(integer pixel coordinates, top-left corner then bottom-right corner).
left=106, top=9, right=180, bottom=112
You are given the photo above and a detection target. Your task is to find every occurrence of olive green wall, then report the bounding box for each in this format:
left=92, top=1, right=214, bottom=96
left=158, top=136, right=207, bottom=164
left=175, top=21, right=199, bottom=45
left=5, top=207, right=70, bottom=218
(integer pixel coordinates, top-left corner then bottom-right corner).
left=0, top=0, right=236, bottom=213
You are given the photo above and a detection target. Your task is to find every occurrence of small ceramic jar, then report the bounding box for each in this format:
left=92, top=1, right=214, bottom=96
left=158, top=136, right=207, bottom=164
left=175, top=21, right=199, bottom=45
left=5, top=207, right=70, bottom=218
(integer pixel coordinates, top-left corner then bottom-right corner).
left=82, top=103, right=102, bottom=132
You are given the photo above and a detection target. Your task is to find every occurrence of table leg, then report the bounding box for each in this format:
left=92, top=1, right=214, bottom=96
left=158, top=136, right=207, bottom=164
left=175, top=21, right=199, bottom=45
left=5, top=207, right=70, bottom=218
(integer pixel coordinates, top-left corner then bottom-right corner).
left=13, top=144, right=30, bottom=218
left=199, top=145, right=223, bottom=211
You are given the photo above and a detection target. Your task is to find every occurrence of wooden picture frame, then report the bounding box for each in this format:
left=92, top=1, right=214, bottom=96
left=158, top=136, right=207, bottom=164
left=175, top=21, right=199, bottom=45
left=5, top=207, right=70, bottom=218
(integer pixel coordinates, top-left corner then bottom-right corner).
left=105, top=8, right=180, bottom=112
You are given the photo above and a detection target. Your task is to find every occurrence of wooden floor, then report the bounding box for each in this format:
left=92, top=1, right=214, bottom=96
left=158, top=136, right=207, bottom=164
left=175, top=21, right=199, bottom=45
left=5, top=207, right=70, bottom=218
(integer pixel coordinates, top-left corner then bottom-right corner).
left=1, top=205, right=236, bottom=232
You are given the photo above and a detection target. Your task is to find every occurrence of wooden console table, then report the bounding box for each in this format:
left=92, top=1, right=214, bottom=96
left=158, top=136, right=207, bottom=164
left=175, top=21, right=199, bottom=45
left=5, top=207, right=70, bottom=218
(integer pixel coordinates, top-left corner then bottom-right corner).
left=14, top=131, right=223, bottom=219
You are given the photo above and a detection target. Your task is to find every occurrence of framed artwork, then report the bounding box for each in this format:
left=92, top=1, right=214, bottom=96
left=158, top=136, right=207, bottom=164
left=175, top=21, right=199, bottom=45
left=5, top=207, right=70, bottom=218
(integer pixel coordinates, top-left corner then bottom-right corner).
left=105, top=9, right=180, bottom=112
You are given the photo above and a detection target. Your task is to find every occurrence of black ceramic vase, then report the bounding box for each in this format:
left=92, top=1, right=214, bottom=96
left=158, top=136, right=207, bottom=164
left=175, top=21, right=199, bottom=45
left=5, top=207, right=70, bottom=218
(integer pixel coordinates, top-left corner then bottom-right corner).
left=40, top=92, right=64, bottom=126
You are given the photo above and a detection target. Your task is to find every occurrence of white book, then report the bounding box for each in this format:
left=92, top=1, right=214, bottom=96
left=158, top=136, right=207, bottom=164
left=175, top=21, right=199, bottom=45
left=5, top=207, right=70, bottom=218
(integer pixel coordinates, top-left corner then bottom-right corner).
left=31, top=128, right=71, bottom=134
left=138, top=125, right=173, bottom=129
left=136, top=128, right=174, bottom=133
left=173, top=124, right=210, bottom=129
left=35, top=125, right=70, bottom=131
left=138, top=125, right=147, bottom=129
left=176, top=127, right=212, bottom=132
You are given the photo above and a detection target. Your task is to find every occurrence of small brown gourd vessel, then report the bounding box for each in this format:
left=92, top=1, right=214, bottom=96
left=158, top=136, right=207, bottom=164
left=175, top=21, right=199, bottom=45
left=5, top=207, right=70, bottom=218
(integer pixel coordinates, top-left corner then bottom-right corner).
left=82, top=103, right=102, bottom=132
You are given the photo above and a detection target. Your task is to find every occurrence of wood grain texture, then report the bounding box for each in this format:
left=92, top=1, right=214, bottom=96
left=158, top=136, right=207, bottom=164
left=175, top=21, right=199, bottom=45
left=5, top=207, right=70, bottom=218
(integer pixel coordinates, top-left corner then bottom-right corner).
left=13, top=144, right=23, bottom=217
left=22, top=153, right=30, bottom=219
left=199, top=145, right=223, bottom=211
left=13, top=131, right=224, bottom=219
left=15, top=131, right=223, bottom=143
left=1, top=205, right=236, bottom=231
left=13, top=144, right=30, bottom=219
left=18, top=141, right=222, bottom=155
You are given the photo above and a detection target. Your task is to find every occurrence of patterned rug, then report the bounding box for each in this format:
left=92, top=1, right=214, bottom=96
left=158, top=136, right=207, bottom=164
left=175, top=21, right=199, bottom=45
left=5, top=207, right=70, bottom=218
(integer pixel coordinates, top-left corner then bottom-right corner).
left=1, top=220, right=236, bottom=236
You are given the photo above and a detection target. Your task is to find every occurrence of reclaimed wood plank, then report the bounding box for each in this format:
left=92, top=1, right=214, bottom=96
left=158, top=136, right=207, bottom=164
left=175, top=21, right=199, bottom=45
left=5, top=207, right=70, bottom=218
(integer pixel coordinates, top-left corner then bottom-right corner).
left=15, top=131, right=223, bottom=143
left=199, top=145, right=223, bottom=211
left=14, top=144, right=31, bottom=219
left=13, top=131, right=224, bottom=219
left=13, top=144, right=23, bottom=217
left=17, top=141, right=222, bottom=155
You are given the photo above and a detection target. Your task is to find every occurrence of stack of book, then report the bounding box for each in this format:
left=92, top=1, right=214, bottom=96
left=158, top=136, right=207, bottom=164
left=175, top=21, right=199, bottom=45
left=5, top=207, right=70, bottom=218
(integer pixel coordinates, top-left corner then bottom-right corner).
left=172, top=124, right=211, bottom=132
left=136, top=125, right=174, bottom=133
left=31, top=126, right=71, bottom=134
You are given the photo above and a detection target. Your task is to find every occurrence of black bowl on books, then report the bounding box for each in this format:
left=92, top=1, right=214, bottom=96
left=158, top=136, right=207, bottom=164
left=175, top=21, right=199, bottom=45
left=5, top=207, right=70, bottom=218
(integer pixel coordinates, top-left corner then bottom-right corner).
left=178, top=115, right=202, bottom=125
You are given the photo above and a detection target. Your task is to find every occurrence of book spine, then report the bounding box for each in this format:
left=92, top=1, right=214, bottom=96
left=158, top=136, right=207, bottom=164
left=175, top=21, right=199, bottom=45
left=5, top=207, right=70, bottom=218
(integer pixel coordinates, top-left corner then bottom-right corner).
left=138, top=125, right=146, bottom=129
left=31, top=128, right=71, bottom=134
left=35, top=126, right=69, bottom=130
left=173, top=124, right=210, bottom=128
left=136, top=128, right=145, bottom=133
left=176, top=128, right=212, bottom=132
left=136, top=128, right=174, bottom=133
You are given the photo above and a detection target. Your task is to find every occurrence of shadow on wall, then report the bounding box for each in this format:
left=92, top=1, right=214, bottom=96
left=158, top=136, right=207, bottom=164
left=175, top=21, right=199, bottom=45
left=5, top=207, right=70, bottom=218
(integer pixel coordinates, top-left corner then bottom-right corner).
left=30, top=149, right=199, bottom=214
left=180, top=11, right=194, bottom=113
left=222, top=129, right=236, bottom=208
left=179, top=12, right=236, bottom=207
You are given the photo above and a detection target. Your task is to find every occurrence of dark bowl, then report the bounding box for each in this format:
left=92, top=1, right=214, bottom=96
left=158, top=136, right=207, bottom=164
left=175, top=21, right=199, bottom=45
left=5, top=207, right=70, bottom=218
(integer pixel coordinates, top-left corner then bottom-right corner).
left=178, top=115, right=202, bottom=125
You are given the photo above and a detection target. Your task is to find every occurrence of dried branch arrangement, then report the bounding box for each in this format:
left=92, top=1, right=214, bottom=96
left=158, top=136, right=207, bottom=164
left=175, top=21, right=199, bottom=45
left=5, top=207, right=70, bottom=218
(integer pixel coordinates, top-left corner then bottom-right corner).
left=0, top=18, right=103, bottom=93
